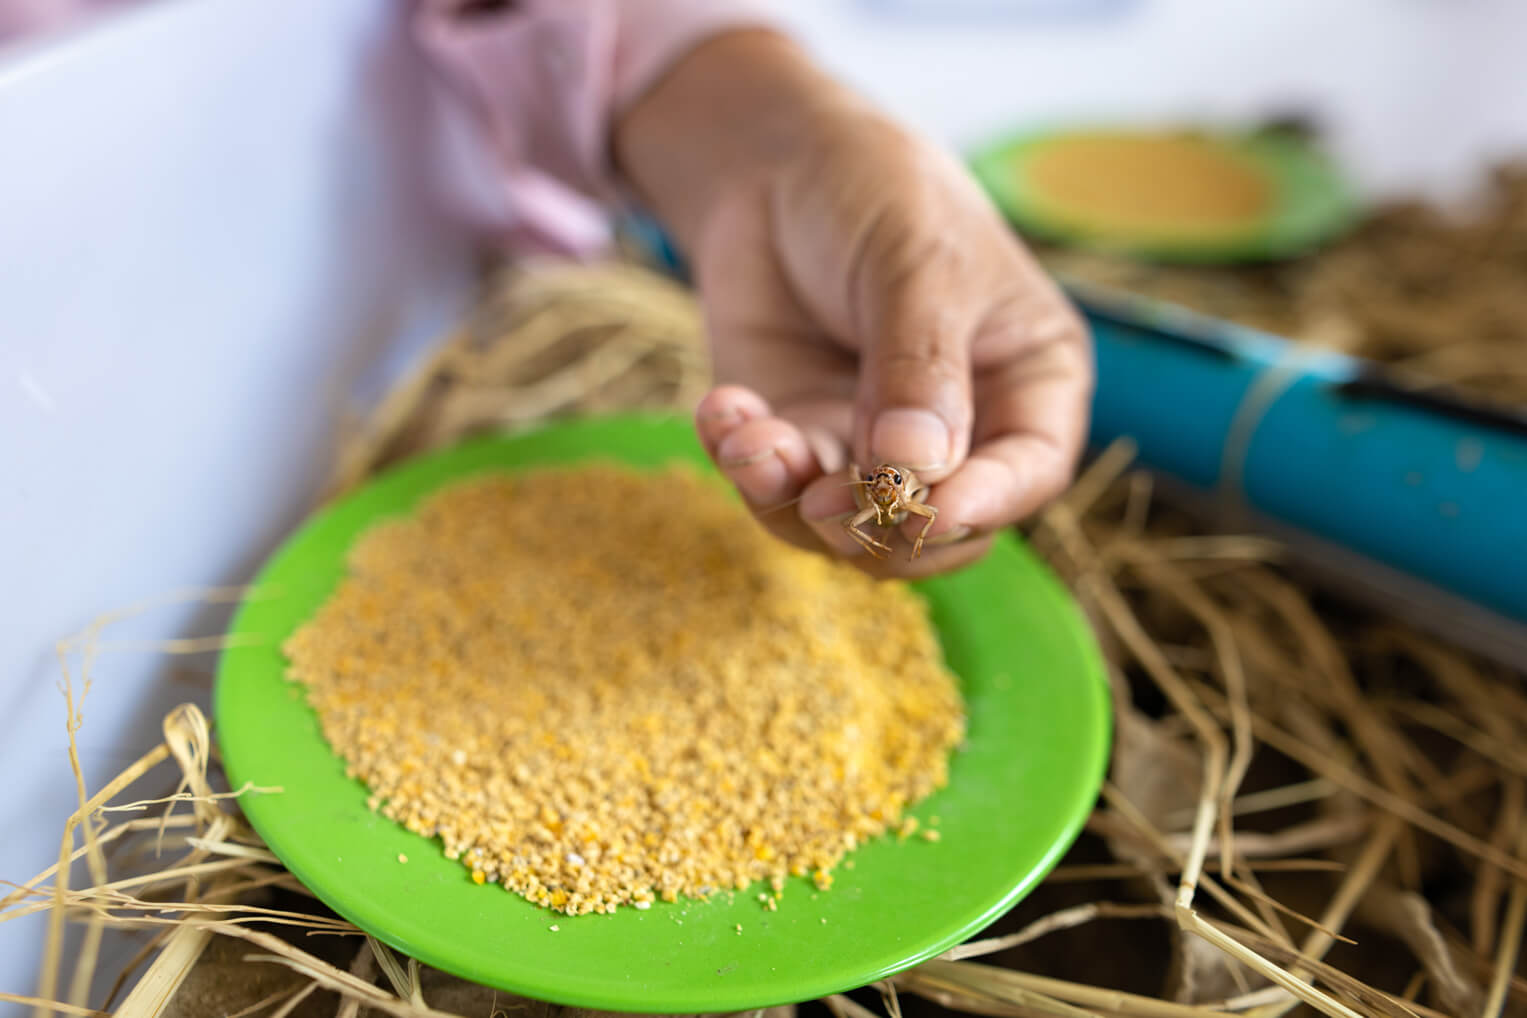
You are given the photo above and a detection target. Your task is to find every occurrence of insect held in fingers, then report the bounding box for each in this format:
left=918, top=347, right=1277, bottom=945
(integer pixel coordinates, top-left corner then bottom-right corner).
left=844, top=463, right=938, bottom=561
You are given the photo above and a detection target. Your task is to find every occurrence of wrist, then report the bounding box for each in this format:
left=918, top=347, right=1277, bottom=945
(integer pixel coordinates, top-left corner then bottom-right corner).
left=613, top=29, right=858, bottom=253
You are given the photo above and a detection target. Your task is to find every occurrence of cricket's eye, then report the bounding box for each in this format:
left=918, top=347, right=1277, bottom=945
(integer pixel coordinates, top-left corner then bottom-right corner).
left=864, top=473, right=874, bottom=482
left=892, top=471, right=902, bottom=484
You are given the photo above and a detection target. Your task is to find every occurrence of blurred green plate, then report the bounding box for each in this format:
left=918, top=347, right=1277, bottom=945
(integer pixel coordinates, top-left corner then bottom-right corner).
left=215, top=413, right=1111, bottom=1013
left=970, top=125, right=1355, bottom=262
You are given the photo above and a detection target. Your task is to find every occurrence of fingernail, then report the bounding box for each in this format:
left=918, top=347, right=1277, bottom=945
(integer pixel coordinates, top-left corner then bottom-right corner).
left=871, top=409, right=949, bottom=470
left=718, top=446, right=777, bottom=469
left=697, top=406, right=741, bottom=424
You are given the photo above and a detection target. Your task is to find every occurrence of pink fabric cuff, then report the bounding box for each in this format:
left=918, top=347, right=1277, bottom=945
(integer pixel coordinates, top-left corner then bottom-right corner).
left=413, top=0, right=779, bottom=258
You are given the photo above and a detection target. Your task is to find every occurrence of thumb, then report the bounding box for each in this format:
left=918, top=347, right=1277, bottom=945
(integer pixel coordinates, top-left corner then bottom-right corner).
left=853, top=246, right=976, bottom=482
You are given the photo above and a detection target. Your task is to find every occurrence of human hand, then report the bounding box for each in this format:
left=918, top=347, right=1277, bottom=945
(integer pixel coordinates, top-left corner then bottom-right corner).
left=616, top=31, right=1092, bottom=577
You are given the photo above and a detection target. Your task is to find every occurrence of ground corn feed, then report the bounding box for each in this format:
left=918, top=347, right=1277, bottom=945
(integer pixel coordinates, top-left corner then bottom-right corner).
left=282, top=463, right=966, bottom=916
left=1022, top=131, right=1273, bottom=237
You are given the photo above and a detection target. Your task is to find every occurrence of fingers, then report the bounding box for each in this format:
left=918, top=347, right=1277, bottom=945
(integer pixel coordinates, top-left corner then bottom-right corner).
left=798, top=472, right=862, bottom=556
left=696, top=386, right=814, bottom=507
left=794, top=471, right=998, bottom=578
left=831, top=528, right=995, bottom=580
left=849, top=222, right=978, bottom=483
left=694, top=385, right=850, bottom=554
left=696, top=283, right=1089, bottom=577
left=853, top=262, right=1089, bottom=555
left=909, top=328, right=1092, bottom=539
left=695, top=384, right=770, bottom=448
left=696, top=386, right=990, bottom=577
left=920, top=438, right=1071, bottom=535
left=696, top=386, right=823, bottom=520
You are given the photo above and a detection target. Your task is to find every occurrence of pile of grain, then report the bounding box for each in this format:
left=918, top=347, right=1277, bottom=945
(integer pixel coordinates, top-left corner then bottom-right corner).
left=1022, top=132, right=1275, bottom=237
left=283, top=464, right=965, bottom=916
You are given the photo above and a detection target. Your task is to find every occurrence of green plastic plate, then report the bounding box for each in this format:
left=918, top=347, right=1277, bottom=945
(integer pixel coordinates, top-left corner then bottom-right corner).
left=969, top=126, right=1355, bottom=263
left=215, top=413, right=1111, bottom=1013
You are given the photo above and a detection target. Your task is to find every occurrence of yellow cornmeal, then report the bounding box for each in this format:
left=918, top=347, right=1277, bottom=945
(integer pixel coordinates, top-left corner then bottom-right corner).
left=1022, top=132, right=1274, bottom=235
left=283, top=463, right=965, bottom=916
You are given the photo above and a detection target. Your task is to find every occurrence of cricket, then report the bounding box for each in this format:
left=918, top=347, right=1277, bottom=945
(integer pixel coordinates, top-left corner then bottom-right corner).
left=844, top=462, right=938, bottom=561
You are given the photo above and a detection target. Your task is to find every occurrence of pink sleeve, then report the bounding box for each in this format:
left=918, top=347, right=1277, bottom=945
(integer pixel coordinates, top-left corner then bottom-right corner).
left=0, top=0, right=137, bottom=43
left=413, top=0, right=779, bottom=259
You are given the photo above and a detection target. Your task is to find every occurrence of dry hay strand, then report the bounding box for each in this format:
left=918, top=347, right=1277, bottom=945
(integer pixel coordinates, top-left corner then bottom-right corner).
left=324, top=257, right=708, bottom=500
left=14, top=252, right=1527, bottom=1018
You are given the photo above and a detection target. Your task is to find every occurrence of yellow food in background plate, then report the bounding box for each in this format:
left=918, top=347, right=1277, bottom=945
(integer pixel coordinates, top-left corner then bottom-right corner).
left=1021, top=131, right=1274, bottom=239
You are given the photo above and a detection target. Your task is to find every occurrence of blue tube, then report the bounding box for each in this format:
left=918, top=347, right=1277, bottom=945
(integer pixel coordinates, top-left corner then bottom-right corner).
left=1241, top=366, right=1527, bottom=623
left=1087, top=309, right=1269, bottom=489
left=1080, top=284, right=1527, bottom=624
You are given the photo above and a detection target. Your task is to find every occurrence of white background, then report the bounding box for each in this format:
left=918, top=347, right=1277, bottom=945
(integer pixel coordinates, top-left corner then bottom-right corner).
left=775, top=0, right=1527, bottom=203
left=2, top=0, right=1525, bottom=1006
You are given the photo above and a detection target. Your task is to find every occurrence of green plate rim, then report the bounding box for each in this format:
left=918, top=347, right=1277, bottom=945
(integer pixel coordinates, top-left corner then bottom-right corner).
left=214, top=412, right=1112, bottom=1013
left=968, top=124, right=1357, bottom=263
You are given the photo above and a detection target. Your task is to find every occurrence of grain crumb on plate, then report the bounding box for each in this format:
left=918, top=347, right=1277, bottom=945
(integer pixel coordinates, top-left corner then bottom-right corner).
left=283, top=464, right=965, bottom=916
